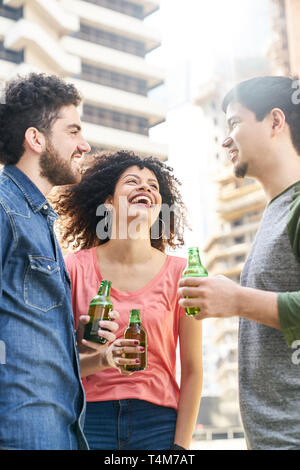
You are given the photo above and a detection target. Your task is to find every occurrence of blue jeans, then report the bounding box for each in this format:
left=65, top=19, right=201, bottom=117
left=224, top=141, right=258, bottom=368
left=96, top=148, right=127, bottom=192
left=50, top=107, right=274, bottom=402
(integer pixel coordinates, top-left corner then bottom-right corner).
left=84, top=400, right=177, bottom=450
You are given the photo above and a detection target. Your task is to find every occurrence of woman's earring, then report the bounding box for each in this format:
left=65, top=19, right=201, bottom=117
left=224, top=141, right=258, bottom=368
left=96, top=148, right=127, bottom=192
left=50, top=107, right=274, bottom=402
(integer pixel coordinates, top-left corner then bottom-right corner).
left=104, top=210, right=112, bottom=233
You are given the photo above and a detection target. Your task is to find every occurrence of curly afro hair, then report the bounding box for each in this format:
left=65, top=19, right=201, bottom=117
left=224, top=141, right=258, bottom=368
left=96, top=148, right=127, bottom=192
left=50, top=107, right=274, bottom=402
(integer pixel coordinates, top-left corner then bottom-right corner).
left=52, top=150, right=188, bottom=253
left=0, top=73, right=81, bottom=165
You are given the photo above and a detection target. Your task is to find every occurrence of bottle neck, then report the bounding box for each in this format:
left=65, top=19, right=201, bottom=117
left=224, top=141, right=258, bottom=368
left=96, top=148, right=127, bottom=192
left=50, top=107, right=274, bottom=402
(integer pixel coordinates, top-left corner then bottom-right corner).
left=98, top=280, right=111, bottom=297
left=187, top=250, right=201, bottom=267
left=129, top=321, right=141, bottom=327
left=129, top=310, right=141, bottom=324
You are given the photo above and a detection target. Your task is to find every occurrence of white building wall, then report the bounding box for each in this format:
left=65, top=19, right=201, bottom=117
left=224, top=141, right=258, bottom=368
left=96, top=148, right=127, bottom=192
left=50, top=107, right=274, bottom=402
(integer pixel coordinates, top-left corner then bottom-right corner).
left=0, top=0, right=167, bottom=159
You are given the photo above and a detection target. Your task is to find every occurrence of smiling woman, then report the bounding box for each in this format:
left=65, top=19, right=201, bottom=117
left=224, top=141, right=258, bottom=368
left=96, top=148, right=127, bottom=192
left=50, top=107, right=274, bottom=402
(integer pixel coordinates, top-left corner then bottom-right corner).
left=53, top=150, right=186, bottom=252
left=52, top=150, right=203, bottom=451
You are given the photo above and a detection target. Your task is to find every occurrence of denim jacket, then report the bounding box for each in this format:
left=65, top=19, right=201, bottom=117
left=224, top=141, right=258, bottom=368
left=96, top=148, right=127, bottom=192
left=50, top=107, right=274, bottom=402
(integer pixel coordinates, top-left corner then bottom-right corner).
left=0, top=165, right=88, bottom=450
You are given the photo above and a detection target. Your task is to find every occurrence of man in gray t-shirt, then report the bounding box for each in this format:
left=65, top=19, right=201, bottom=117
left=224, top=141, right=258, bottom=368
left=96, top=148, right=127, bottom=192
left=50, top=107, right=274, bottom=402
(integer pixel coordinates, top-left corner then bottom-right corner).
left=178, top=76, right=300, bottom=450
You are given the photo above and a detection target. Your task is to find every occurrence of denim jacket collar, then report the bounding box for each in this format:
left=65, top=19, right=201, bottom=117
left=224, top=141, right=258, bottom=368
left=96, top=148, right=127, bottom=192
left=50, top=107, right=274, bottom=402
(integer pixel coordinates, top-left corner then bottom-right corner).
left=3, top=165, right=58, bottom=218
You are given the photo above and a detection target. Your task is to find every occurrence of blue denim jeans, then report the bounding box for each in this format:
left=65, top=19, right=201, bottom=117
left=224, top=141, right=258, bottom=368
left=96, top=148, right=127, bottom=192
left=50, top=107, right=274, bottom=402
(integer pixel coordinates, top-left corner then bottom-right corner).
left=84, top=400, right=177, bottom=450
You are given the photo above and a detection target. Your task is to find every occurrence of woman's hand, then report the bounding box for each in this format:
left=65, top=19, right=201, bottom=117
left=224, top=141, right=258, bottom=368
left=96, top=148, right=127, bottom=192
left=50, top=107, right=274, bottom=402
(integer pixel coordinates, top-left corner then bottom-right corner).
left=105, top=339, right=145, bottom=375
left=76, top=312, right=146, bottom=376
left=76, top=310, right=120, bottom=354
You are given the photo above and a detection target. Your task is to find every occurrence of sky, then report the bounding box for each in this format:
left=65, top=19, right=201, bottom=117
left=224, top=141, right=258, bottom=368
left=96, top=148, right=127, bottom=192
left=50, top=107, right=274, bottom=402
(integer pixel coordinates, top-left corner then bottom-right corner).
left=147, top=0, right=272, bottom=101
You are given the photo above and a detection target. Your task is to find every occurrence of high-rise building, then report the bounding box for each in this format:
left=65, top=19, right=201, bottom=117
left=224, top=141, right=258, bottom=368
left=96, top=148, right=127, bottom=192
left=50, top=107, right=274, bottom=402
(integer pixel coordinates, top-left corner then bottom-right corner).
left=0, top=0, right=167, bottom=159
left=267, top=0, right=290, bottom=74
left=268, top=0, right=300, bottom=76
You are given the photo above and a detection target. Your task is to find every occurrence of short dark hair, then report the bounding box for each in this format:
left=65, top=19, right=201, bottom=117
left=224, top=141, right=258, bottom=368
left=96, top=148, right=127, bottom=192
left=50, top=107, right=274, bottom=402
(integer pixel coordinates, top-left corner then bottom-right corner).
left=52, top=150, right=187, bottom=253
left=0, top=73, right=82, bottom=165
left=222, top=76, right=300, bottom=154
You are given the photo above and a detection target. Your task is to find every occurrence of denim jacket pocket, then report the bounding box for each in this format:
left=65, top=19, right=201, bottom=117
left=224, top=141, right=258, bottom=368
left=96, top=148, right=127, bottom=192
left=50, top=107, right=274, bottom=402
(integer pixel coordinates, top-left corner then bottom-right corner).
left=24, top=255, right=64, bottom=312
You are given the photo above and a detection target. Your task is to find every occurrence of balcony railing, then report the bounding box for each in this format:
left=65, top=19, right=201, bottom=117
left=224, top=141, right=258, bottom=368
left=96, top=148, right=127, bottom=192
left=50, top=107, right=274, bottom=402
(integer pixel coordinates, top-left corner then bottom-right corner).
left=0, top=1, right=23, bottom=20
left=83, top=103, right=149, bottom=136
left=82, top=0, right=144, bottom=19
left=79, top=62, right=147, bottom=96
left=75, top=22, right=145, bottom=57
left=0, top=39, right=23, bottom=62
left=4, top=19, right=80, bottom=75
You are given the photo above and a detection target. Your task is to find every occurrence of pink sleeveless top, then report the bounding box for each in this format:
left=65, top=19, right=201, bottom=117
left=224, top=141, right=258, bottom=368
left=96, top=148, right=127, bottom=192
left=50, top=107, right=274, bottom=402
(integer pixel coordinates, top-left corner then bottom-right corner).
left=65, top=247, right=186, bottom=410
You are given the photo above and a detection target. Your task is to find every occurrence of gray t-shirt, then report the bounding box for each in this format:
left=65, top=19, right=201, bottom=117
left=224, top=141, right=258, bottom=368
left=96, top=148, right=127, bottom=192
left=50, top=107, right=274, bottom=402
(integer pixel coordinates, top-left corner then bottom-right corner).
left=239, top=182, right=300, bottom=450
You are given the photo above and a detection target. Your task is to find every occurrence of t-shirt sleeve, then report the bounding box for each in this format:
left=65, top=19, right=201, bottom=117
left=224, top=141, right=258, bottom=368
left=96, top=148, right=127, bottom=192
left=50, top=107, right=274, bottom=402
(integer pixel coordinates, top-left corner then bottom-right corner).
left=278, top=292, right=300, bottom=346
left=279, top=186, right=300, bottom=346
left=287, top=183, right=300, bottom=260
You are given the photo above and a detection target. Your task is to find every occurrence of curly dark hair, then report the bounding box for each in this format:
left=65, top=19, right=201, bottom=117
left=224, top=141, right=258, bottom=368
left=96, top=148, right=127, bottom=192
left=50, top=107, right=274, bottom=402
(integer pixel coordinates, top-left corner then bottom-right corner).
left=0, top=73, right=81, bottom=165
left=52, top=150, right=188, bottom=253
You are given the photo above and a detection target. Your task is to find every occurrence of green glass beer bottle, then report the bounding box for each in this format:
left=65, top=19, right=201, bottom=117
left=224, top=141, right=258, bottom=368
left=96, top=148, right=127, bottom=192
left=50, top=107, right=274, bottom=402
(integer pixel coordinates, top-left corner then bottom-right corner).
left=182, top=247, right=208, bottom=316
left=124, top=309, right=147, bottom=372
left=84, top=280, right=113, bottom=344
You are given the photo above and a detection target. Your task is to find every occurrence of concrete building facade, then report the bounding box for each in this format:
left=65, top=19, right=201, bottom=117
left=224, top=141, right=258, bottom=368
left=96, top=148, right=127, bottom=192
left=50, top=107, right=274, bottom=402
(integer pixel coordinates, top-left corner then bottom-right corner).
left=268, top=0, right=300, bottom=77
left=0, top=0, right=167, bottom=159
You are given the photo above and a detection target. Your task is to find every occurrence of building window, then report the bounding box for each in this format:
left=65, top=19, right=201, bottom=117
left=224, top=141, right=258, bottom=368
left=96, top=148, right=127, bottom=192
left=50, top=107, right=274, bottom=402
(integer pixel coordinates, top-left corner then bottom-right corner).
left=0, top=41, right=24, bottom=64
left=80, top=62, right=147, bottom=96
left=245, top=210, right=262, bottom=223
left=83, top=104, right=149, bottom=135
left=82, top=0, right=144, bottom=19
left=232, top=218, right=243, bottom=227
left=234, top=236, right=245, bottom=244
left=0, top=1, right=23, bottom=20
left=76, top=22, right=145, bottom=57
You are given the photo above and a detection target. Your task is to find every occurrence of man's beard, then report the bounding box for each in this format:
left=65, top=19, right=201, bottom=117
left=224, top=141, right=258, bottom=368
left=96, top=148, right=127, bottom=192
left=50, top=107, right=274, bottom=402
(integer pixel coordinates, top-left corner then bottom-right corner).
left=234, top=162, right=248, bottom=178
left=39, top=139, right=79, bottom=186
